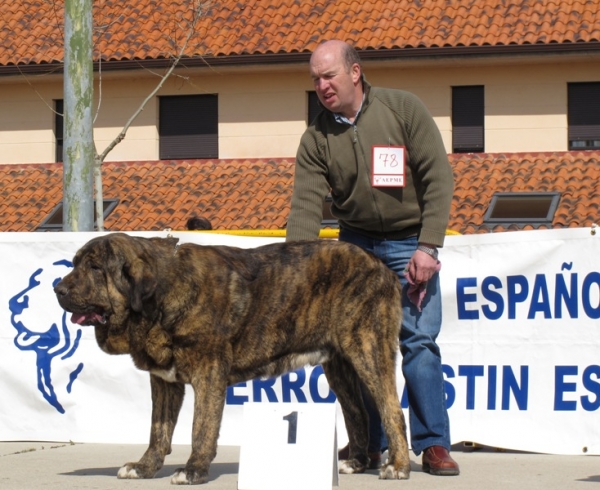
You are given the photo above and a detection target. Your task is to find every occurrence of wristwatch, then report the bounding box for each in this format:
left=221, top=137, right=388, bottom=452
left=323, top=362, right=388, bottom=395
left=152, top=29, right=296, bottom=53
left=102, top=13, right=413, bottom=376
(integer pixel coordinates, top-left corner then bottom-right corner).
left=417, top=244, right=439, bottom=260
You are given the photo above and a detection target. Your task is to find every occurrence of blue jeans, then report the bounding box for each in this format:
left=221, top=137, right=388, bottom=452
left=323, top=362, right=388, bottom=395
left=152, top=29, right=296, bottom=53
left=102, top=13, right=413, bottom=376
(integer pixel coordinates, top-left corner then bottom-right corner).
left=339, top=228, right=451, bottom=456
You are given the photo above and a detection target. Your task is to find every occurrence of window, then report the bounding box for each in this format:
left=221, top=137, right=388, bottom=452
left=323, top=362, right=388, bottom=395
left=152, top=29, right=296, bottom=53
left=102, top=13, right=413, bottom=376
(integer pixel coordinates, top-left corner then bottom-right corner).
left=452, top=86, right=484, bottom=153
left=483, top=192, right=560, bottom=227
left=55, top=99, right=63, bottom=163
left=159, top=94, right=218, bottom=159
left=37, top=199, right=119, bottom=232
left=308, top=91, right=322, bottom=125
left=568, top=82, right=600, bottom=150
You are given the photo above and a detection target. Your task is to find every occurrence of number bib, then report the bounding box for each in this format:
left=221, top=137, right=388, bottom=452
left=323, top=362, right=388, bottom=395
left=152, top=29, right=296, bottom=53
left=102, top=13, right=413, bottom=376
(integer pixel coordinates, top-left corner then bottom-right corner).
left=371, top=145, right=406, bottom=187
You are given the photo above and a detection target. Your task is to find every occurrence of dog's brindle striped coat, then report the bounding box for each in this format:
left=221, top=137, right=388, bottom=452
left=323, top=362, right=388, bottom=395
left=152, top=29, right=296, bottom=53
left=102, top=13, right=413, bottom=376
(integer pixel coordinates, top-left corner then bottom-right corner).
left=54, top=233, right=410, bottom=484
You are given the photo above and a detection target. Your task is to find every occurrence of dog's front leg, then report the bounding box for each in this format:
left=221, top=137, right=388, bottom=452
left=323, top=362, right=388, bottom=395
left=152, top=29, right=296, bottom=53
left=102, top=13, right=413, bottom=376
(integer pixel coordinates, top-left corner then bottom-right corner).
left=118, top=374, right=185, bottom=480
left=171, top=361, right=228, bottom=485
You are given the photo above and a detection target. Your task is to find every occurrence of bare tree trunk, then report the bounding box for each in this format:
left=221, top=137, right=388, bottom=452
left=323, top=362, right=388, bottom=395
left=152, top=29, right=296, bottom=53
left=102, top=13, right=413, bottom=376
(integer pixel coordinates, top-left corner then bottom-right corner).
left=63, top=0, right=95, bottom=231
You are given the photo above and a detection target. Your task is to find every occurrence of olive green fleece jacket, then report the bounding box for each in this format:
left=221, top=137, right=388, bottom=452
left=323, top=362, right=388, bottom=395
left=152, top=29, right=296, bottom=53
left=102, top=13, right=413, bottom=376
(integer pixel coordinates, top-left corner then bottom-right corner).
left=286, top=79, right=454, bottom=247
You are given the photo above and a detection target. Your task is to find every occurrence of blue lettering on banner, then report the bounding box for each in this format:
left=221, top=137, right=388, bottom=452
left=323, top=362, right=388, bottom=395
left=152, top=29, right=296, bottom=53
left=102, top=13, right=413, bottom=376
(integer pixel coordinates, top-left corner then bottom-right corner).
left=582, top=365, right=600, bottom=411
left=227, top=363, right=600, bottom=412
left=226, top=383, right=248, bottom=405
left=281, top=368, right=308, bottom=403
left=252, top=377, right=278, bottom=402
left=555, top=365, right=578, bottom=411
left=226, top=366, right=337, bottom=405
left=456, top=264, right=600, bottom=320
left=226, top=365, right=408, bottom=406
left=554, top=365, right=600, bottom=411
left=444, top=365, right=528, bottom=410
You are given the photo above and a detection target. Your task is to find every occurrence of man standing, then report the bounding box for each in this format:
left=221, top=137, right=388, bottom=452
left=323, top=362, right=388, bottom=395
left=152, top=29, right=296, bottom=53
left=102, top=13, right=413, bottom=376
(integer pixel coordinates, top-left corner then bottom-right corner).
left=286, top=40, right=459, bottom=476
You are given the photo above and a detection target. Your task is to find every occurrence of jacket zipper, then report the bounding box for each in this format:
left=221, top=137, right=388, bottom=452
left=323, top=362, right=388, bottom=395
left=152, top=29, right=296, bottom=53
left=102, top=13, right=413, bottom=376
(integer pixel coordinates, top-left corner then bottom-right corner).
left=352, top=121, right=386, bottom=234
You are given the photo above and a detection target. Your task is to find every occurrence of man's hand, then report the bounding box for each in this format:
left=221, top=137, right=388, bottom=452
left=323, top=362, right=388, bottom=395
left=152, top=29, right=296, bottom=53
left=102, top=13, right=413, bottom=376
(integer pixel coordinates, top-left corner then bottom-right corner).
left=406, top=246, right=439, bottom=285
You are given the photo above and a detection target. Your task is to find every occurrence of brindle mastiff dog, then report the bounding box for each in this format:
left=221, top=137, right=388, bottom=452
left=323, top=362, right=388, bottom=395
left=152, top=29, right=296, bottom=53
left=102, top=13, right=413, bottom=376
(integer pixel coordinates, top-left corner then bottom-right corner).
left=54, top=233, right=410, bottom=485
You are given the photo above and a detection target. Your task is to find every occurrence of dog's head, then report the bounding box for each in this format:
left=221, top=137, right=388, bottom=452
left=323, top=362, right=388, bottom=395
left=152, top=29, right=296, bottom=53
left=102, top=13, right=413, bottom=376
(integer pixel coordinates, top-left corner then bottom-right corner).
left=54, top=233, right=179, bottom=354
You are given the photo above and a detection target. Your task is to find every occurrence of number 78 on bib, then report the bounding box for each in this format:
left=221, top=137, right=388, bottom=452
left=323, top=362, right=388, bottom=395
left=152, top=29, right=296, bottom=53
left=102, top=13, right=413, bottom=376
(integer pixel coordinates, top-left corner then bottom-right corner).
left=371, top=145, right=406, bottom=188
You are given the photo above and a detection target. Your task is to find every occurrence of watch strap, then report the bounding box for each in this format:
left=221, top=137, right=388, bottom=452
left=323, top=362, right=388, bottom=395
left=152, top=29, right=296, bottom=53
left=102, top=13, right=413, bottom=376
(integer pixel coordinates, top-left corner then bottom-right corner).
left=417, top=244, right=439, bottom=260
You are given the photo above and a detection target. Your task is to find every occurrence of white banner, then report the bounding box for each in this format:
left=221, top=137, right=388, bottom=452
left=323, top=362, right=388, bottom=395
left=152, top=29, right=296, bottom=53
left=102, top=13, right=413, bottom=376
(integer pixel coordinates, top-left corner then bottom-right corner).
left=0, top=228, right=598, bottom=455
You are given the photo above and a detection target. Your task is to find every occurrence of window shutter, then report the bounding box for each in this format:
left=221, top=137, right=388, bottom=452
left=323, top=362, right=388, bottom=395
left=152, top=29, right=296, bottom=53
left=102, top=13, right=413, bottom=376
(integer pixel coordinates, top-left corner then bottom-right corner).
left=568, top=83, right=600, bottom=143
left=55, top=99, right=64, bottom=163
left=159, top=95, right=218, bottom=159
left=308, top=91, right=322, bottom=125
left=452, top=86, right=484, bottom=153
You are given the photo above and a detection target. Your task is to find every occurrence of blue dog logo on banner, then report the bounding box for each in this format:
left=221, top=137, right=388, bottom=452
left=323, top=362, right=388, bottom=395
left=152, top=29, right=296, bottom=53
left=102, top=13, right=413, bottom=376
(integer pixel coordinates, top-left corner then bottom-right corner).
left=8, top=259, right=84, bottom=414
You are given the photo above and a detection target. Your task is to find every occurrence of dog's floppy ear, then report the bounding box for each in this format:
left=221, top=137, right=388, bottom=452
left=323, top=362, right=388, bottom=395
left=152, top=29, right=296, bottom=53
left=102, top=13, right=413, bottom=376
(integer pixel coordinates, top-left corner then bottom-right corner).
left=126, top=258, right=157, bottom=313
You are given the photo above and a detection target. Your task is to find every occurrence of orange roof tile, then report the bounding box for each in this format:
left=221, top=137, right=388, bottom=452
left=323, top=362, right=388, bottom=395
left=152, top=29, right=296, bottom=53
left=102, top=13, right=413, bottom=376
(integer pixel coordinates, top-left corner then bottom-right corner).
left=448, top=150, right=600, bottom=233
left=0, top=151, right=598, bottom=235
left=0, top=159, right=294, bottom=232
left=2, top=1, right=600, bottom=69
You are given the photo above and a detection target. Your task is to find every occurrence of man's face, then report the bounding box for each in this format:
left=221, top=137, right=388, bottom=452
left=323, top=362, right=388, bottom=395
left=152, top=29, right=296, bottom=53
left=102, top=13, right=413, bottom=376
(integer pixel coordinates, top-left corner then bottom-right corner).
left=310, top=44, right=361, bottom=119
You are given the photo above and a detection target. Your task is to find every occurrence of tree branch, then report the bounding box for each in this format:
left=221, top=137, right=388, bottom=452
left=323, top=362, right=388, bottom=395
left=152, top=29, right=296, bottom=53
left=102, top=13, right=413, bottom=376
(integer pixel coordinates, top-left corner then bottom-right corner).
left=96, top=1, right=206, bottom=163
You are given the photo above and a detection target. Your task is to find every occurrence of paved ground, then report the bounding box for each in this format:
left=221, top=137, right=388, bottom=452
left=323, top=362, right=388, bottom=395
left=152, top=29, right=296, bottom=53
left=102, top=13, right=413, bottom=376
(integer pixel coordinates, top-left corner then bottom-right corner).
left=1, top=441, right=598, bottom=489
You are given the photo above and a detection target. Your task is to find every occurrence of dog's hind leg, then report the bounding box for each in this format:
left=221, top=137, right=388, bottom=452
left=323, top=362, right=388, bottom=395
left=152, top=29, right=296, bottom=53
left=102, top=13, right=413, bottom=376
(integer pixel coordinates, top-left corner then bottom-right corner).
left=322, top=355, right=370, bottom=474
left=118, top=375, right=185, bottom=479
left=362, top=371, right=411, bottom=479
left=347, top=345, right=411, bottom=479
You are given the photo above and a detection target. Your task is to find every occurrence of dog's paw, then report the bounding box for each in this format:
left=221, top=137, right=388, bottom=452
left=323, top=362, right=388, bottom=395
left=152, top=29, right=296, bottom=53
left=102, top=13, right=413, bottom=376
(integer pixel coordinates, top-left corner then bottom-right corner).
left=171, top=467, right=209, bottom=485
left=338, top=459, right=367, bottom=474
left=379, top=462, right=410, bottom=480
left=117, top=462, right=158, bottom=479
left=117, top=463, right=142, bottom=479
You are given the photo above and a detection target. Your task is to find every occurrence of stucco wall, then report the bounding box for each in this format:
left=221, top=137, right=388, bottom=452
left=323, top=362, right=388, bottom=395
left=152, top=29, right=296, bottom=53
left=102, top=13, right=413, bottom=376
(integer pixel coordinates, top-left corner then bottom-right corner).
left=0, top=57, right=598, bottom=164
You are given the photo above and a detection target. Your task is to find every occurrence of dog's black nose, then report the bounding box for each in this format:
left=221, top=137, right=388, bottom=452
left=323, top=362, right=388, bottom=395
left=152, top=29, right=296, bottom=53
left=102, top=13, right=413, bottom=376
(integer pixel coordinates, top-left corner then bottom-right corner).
left=54, top=282, right=68, bottom=297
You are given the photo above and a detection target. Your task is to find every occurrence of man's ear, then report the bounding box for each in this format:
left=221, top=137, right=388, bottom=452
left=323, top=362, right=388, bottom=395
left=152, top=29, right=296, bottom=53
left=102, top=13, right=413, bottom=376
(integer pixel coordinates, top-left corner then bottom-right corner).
left=351, top=63, right=362, bottom=85
left=126, top=259, right=157, bottom=313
